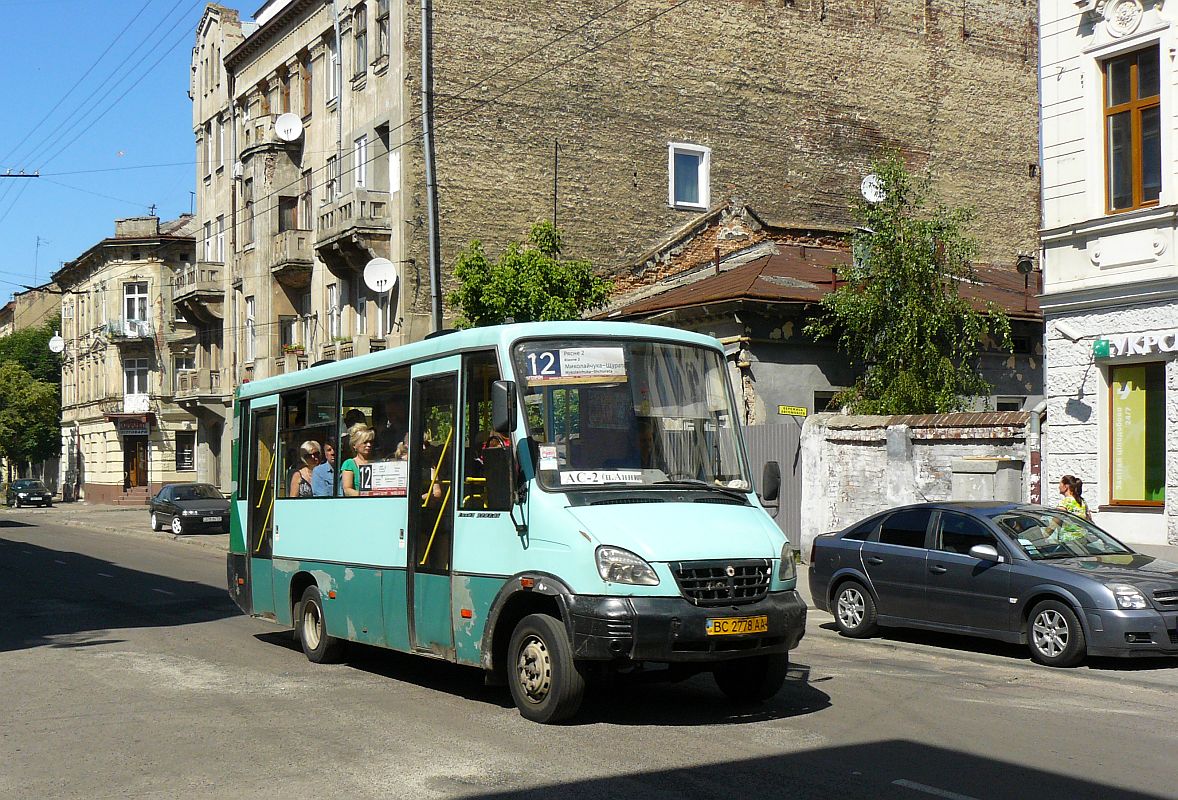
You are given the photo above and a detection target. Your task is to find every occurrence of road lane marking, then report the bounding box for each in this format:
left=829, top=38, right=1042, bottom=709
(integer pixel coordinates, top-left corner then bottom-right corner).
left=151, top=588, right=174, bottom=596
left=893, top=779, right=979, bottom=800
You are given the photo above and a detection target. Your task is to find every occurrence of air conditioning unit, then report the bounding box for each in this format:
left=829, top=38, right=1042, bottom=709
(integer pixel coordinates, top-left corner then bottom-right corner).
left=232, top=161, right=244, bottom=179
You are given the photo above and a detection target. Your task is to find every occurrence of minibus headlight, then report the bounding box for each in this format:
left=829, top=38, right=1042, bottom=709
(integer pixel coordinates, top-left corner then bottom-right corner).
left=779, top=543, right=797, bottom=581
left=595, top=546, right=660, bottom=586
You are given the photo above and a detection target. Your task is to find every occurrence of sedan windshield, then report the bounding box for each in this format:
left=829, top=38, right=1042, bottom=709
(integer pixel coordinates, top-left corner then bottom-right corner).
left=991, top=509, right=1133, bottom=560
left=174, top=484, right=223, bottom=501
left=14, top=481, right=46, bottom=491
left=512, top=339, right=750, bottom=492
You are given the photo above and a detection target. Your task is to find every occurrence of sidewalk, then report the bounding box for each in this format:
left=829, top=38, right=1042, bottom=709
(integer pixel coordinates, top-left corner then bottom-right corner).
left=7, top=501, right=229, bottom=553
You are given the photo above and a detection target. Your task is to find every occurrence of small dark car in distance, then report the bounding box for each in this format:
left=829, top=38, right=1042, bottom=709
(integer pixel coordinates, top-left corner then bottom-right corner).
left=6, top=479, right=54, bottom=508
left=148, top=483, right=229, bottom=535
left=809, top=502, right=1178, bottom=666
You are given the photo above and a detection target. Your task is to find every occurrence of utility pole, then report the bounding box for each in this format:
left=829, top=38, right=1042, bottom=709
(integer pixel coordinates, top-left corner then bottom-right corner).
left=33, top=236, right=49, bottom=285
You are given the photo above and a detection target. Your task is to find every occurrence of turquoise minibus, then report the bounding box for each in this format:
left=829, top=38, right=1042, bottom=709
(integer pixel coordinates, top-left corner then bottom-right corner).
left=226, top=321, right=805, bottom=722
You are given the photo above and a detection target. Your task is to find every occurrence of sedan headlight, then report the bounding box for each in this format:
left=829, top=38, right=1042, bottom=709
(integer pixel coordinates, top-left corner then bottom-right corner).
left=779, top=543, right=797, bottom=581
left=182, top=509, right=201, bottom=516
left=1109, top=583, right=1148, bottom=610
left=595, top=546, right=660, bottom=586
left=17, top=493, right=27, bottom=498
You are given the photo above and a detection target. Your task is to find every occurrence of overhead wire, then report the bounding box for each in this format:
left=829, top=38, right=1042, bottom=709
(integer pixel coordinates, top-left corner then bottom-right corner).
left=0, top=0, right=158, bottom=169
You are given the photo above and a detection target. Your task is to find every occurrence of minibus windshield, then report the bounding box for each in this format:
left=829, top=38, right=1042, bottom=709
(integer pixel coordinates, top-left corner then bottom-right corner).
left=512, top=339, right=751, bottom=492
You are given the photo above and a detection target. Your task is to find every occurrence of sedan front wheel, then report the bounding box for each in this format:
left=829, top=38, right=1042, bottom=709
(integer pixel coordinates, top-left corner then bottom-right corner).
left=1028, top=599, right=1086, bottom=667
left=170, top=515, right=184, bottom=535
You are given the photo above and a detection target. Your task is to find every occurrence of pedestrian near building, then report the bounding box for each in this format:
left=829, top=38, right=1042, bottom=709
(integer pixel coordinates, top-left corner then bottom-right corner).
left=1058, top=475, right=1091, bottom=521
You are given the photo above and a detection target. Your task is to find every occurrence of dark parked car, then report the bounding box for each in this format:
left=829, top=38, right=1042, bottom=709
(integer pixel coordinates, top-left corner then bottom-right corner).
left=6, top=479, right=53, bottom=508
left=148, top=483, right=229, bottom=535
left=809, top=502, right=1178, bottom=666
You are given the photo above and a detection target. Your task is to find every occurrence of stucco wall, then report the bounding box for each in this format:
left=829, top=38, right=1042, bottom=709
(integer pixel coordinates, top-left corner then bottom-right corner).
left=799, top=412, right=1032, bottom=559
left=1042, top=300, right=1178, bottom=545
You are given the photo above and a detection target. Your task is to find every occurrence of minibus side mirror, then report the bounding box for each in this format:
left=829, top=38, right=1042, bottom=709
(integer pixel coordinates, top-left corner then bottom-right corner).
left=492, top=380, right=517, bottom=434
left=760, top=461, right=781, bottom=504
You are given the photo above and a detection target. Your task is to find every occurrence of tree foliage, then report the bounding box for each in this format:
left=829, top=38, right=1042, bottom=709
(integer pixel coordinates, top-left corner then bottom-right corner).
left=0, top=314, right=62, bottom=386
left=0, top=361, right=60, bottom=466
left=805, top=153, right=1012, bottom=414
left=448, top=221, right=612, bottom=328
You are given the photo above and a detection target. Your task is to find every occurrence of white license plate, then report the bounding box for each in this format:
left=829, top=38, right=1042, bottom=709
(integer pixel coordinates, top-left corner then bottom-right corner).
left=202, top=516, right=220, bottom=523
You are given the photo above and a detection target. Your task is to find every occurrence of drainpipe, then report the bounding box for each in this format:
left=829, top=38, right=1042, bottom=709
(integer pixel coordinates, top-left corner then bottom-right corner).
left=332, top=0, right=343, bottom=184
left=421, top=0, right=442, bottom=332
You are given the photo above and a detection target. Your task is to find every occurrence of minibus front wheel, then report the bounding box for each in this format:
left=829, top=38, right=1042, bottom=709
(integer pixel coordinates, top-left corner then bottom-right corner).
left=713, top=653, right=789, bottom=703
left=507, top=613, right=586, bottom=724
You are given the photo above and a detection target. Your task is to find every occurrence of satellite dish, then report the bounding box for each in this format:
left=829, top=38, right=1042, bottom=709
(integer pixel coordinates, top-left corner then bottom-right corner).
left=860, top=174, right=886, bottom=204
left=274, top=112, right=304, bottom=142
left=363, top=258, right=397, bottom=293
left=48, top=333, right=65, bottom=354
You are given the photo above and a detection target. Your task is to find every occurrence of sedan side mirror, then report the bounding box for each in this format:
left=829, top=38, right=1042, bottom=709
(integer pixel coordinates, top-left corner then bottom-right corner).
left=969, top=543, right=1000, bottom=561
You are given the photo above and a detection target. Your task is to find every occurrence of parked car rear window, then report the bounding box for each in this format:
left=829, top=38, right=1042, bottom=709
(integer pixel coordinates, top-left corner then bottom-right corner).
left=936, top=512, right=998, bottom=555
left=877, top=509, right=931, bottom=548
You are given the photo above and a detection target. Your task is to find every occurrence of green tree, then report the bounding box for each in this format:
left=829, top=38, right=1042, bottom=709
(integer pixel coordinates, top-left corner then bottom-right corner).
left=805, top=152, right=1012, bottom=414
left=0, top=314, right=62, bottom=386
left=448, top=221, right=612, bottom=328
left=0, top=362, right=60, bottom=477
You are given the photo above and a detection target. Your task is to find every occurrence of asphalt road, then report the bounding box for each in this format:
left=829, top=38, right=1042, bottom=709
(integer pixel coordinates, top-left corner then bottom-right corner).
left=3, top=515, right=1178, bottom=800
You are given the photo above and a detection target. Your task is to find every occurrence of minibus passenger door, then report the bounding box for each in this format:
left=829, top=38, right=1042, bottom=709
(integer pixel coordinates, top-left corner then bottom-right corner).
left=245, top=401, right=279, bottom=617
left=407, top=362, right=459, bottom=658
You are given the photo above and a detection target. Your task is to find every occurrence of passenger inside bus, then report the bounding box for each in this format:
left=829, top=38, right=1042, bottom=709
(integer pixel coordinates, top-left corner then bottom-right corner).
left=341, top=423, right=375, bottom=496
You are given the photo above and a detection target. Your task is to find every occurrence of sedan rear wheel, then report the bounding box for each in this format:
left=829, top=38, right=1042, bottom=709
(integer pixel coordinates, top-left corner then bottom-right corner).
left=1028, top=599, right=1086, bottom=667
left=150, top=512, right=161, bottom=532
left=833, top=580, right=878, bottom=638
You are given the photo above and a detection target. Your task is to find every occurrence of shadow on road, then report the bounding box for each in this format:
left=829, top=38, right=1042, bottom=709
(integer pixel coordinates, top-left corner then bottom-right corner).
left=257, top=630, right=830, bottom=725
left=461, top=740, right=1168, bottom=800
left=0, top=535, right=237, bottom=653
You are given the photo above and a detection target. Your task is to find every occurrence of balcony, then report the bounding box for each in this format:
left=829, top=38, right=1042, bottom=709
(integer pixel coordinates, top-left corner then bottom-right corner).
left=175, top=368, right=229, bottom=409
left=272, top=229, right=313, bottom=289
left=172, top=263, right=225, bottom=322
left=315, top=188, right=393, bottom=276
left=106, top=318, right=154, bottom=344
left=274, top=351, right=309, bottom=375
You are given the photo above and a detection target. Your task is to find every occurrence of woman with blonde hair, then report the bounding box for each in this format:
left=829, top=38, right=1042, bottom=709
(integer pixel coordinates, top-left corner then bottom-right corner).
left=341, top=423, right=376, bottom=496
left=288, top=440, right=321, bottom=498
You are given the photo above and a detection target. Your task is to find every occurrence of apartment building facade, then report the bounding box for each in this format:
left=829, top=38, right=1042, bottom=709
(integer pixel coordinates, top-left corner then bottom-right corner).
left=1040, top=0, right=1177, bottom=545
left=54, top=215, right=206, bottom=504
left=191, top=0, right=1040, bottom=487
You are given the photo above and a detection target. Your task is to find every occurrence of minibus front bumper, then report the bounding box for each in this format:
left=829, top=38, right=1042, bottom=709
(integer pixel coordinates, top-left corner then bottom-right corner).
left=566, top=589, right=806, bottom=663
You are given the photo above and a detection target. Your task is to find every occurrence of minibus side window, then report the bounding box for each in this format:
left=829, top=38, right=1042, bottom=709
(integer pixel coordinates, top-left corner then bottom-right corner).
left=460, top=351, right=510, bottom=511
left=339, top=366, right=410, bottom=497
left=278, top=385, right=337, bottom=498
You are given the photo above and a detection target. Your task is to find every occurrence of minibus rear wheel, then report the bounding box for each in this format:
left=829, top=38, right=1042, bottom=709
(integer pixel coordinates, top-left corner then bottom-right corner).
left=713, top=653, right=789, bottom=703
left=297, top=585, right=345, bottom=664
left=507, top=613, right=586, bottom=724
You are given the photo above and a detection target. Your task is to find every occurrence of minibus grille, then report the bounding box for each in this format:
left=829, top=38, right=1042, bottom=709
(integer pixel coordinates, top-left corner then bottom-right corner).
left=670, top=559, right=771, bottom=606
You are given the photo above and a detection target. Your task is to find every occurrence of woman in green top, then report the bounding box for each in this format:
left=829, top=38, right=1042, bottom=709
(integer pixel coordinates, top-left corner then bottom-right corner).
left=341, top=423, right=376, bottom=496
left=1055, top=474, right=1091, bottom=542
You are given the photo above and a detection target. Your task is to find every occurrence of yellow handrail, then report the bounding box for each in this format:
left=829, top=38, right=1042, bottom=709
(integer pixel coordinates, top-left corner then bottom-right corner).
left=253, top=448, right=277, bottom=553
left=418, top=427, right=455, bottom=566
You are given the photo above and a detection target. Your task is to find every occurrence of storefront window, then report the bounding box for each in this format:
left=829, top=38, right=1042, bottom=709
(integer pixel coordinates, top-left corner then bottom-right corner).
left=1110, top=363, right=1166, bottom=504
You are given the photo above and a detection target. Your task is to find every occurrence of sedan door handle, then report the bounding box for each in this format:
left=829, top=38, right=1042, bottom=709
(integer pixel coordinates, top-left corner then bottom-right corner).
left=865, top=557, right=884, bottom=565
left=929, top=565, right=948, bottom=574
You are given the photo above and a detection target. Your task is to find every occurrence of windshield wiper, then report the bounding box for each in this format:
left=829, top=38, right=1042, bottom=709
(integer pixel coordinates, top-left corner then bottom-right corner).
left=652, top=478, right=749, bottom=501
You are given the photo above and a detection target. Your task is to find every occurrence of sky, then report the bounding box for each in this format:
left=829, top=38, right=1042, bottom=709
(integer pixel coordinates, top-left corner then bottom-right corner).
left=0, top=0, right=226, bottom=302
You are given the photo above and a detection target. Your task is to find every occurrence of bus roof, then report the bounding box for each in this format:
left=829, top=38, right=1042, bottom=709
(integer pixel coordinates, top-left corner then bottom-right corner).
left=236, top=320, right=724, bottom=400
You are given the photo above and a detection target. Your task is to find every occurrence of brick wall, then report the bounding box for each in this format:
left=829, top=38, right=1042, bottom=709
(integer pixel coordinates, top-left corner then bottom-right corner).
left=401, top=0, right=1040, bottom=319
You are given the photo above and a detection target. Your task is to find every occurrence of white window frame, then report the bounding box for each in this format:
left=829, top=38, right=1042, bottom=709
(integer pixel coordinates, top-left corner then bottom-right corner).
left=216, top=215, right=225, bottom=262
left=389, top=149, right=400, bottom=193
left=244, top=296, right=256, bottom=362
left=124, top=282, right=148, bottom=322
left=203, top=221, right=213, bottom=262
left=354, top=135, right=368, bottom=188
left=667, top=141, right=711, bottom=210
left=327, top=35, right=340, bottom=100
left=326, top=155, right=339, bottom=201
left=327, top=283, right=341, bottom=339
left=123, top=357, right=150, bottom=396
